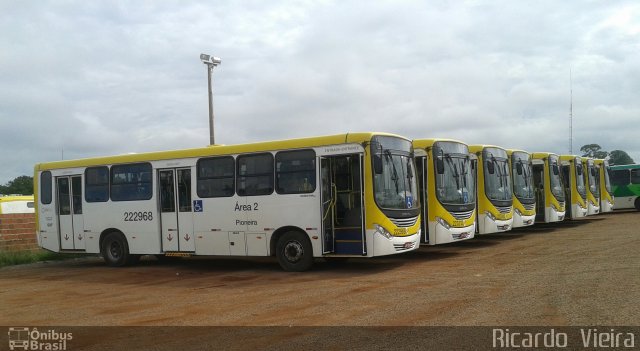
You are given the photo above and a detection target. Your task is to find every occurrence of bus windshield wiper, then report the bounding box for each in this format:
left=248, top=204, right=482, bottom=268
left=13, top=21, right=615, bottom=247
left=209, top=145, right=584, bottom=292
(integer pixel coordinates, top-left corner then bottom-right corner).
left=492, top=157, right=504, bottom=187
left=384, top=150, right=400, bottom=193
left=445, top=155, right=461, bottom=190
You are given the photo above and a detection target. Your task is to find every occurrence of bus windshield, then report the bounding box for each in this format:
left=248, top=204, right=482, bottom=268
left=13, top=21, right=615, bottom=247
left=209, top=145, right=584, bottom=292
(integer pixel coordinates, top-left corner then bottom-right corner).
left=549, top=155, right=565, bottom=202
left=372, top=136, right=419, bottom=211
left=575, top=161, right=587, bottom=199
left=511, top=153, right=535, bottom=202
left=483, top=148, right=512, bottom=202
left=433, top=142, right=475, bottom=206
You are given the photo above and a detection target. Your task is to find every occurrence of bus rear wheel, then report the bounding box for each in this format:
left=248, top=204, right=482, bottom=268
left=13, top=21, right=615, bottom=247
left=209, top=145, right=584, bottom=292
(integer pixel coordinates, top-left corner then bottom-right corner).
left=635, top=197, right=640, bottom=211
left=101, top=232, right=139, bottom=267
left=276, top=231, right=313, bottom=272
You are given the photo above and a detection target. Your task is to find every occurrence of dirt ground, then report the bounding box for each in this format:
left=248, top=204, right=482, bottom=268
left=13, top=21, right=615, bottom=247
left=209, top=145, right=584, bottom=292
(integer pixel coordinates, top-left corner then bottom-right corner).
left=1, top=211, right=639, bottom=328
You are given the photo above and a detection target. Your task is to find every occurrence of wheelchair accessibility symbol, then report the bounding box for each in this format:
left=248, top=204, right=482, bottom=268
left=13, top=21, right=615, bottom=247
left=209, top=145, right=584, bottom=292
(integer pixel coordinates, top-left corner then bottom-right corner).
left=193, top=200, right=203, bottom=212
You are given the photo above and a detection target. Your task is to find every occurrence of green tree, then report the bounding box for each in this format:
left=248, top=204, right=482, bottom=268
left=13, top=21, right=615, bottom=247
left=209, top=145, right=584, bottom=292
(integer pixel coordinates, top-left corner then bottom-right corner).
left=608, top=150, right=635, bottom=166
left=0, top=175, right=34, bottom=195
left=580, top=144, right=608, bottom=159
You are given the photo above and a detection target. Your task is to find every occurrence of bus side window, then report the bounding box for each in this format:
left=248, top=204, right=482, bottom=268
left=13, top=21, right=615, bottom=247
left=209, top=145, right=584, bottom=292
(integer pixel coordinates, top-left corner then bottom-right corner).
left=275, top=149, right=316, bottom=194
left=197, top=156, right=235, bottom=198
left=110, top=163, right=153, bottom=201
left=40, top=171, right=52, bottom=205
left=85, top=166, right=109, bottom=202
left=611, top=170, right=630, bottom=186
left=237, top=153, right=274, bottom=197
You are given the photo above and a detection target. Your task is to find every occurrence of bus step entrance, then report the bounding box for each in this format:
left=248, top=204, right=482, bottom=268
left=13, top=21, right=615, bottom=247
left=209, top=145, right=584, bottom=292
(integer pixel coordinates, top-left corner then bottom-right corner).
left=163, top=252, right=193, bottom=257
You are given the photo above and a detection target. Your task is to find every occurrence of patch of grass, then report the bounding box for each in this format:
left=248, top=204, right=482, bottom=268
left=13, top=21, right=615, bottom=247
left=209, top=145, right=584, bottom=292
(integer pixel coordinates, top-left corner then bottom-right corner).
left=0, top=250, right=87, bottom=268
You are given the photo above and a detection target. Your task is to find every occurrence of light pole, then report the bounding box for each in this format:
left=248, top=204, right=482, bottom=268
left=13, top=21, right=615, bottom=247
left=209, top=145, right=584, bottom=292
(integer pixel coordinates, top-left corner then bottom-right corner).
left=200, top=53, right=221, bottom=145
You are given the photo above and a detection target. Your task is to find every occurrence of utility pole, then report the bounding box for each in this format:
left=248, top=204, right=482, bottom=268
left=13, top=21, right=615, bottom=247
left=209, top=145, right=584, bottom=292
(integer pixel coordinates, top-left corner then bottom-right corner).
left=569, top=69, right=573, bottom=154
left=200, top=54, right=222, bottom=145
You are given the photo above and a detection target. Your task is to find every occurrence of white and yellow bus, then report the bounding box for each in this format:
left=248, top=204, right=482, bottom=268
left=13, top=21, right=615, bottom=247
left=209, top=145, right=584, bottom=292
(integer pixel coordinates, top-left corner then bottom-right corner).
left=413, top=139, right=475, bottom=245
left=468, top=145, right=513, bottom=234
left=594, top=159, right=614, bottom=212
left=0, top=195, right=35, bottom=214
left=531, top=152, right=565, bottom=222
left=507, top=150, right=535, bottom=227
left=560, top=155, right=588, bottom=219
left=582, top=157, right=600, bottom=215
left=34, top=133, right=421, bottom=271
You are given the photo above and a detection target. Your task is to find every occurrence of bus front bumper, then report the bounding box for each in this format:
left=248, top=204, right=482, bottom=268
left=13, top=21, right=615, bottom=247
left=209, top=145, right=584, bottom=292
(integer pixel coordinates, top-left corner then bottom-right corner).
left=426, top=221, right=475, bottom=245
left=512, top=211, right=535, bottom=228
left=371, top=229, right=421, bottom=257
left=478, top=214, right=512, bottom=234
left=601, top=198, right=614, bottom=213
left=545, top=207, right=565, bottom=222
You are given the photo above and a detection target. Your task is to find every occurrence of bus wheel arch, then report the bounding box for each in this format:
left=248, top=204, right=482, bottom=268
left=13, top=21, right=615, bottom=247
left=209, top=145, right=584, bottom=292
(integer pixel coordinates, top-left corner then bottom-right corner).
left=99, top=229, right=139, bottom=267
left=271, top=227, right=313, bottom=272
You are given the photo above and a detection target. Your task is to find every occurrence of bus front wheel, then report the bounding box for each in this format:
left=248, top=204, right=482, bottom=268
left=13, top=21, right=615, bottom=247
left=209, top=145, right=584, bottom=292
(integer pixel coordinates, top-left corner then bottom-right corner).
left=276, top=231, right=313, bottom=272
left=101, top=232, right=139, bottom=267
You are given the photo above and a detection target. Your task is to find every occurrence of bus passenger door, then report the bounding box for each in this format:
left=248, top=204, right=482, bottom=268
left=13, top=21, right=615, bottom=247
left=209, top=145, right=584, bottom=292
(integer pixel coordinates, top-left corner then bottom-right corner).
left=71, top=176, right=85, bottom=250
left=159, top=168, right=194, bottom=252
left=415, top=156, right=429, bottom=244
left=321, top=155, right=365, bottom=255
left=56, top=175, right=84, bottom=250
left=320, top=157, right=334, bottom=253
left=176, top=168, right=194, bottom=252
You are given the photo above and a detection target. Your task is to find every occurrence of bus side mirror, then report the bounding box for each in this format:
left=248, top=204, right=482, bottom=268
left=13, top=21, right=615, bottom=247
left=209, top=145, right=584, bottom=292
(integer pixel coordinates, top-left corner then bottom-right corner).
left=591, top=168, right=596, bottom=177
left=552, top=165, right=559, bottom=176
left=487, top=161, right=495, bottom=174
left=516, top=162, right=523, bottom=175
left=373, top=155, right=383, bottom=174
left=436, top=158, right=444, bottom=175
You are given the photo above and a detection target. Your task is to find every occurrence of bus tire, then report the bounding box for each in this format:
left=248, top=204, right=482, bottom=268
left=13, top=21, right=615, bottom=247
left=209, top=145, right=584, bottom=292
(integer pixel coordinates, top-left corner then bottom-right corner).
left=101, top=232, right=138, bottom=267
left=276, top=231, right=314, bottom=272
left=635, top=197, right=640, bottom=211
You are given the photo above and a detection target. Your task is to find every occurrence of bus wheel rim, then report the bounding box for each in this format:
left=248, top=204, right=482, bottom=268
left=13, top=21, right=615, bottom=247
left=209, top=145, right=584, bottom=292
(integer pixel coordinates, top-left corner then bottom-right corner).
left=283, top=241, right=303, bottom=263
left=109, top=241, right=122, bottom=259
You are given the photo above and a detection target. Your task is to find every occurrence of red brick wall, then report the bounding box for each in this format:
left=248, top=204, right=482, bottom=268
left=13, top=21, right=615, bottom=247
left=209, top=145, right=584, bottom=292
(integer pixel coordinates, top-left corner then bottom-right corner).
left=0, top=213, right=39, bottom=252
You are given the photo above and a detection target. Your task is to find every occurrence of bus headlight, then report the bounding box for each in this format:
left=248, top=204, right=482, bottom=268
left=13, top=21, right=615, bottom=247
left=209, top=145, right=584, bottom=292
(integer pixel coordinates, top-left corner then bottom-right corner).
left=485, top=211, right=497, bottom=221
left=436, top=217, right=451, bottom=230
left=374, top=224, right=393, bottom=240
left=514, top=208, right=522, bottom=216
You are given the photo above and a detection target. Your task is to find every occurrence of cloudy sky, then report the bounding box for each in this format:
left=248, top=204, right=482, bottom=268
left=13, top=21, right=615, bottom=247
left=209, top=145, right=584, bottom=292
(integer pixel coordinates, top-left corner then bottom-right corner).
left=1, top=0, right=639, bottom=184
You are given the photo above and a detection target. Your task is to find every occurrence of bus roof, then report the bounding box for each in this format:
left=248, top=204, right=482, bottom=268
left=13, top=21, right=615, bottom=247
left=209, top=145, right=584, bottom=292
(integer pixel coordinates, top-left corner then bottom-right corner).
left=468, top=144, right=506, bottom=152
left=609, top=164, right=640, bottom=170
left=0, top=195, right=34, bottom=203
left=507, top=149, right=530, bottom=156
left=412, top=138, right=467, bottom=149
left=531, top=152, right=559, bottom=159
left=35, top=132, right=405, bottom=171
left=560, top=154, right=583, bottom=161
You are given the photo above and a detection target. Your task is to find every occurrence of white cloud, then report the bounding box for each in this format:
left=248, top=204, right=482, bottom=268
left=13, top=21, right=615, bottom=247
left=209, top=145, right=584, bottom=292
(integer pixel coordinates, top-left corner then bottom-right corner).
left=1, top=0, right=639, bottom=184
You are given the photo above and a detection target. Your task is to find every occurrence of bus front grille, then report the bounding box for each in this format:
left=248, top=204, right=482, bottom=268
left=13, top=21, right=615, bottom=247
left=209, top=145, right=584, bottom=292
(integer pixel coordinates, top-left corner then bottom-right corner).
left=496, top=206, right=512, bottom=214
left=523, top=203, right=535, bottom=211
left=389, top=216, right=418, bottom=228
left=451, top=210, right=474, bottom=220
